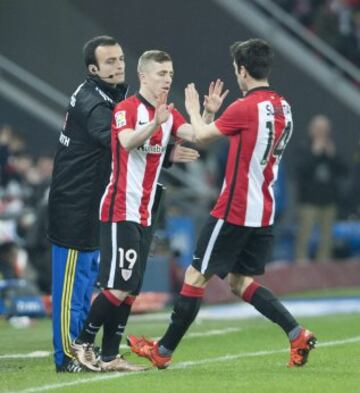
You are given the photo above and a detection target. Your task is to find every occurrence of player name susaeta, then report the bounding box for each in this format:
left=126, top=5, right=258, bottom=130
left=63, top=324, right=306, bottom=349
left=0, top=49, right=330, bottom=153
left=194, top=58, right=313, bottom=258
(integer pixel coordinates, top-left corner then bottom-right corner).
left=137, top=144, right=166, bottom=154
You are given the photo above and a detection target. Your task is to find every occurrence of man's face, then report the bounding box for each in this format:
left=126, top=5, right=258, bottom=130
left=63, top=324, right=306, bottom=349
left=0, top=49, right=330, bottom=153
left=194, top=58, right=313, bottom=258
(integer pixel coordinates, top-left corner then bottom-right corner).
left=93, top=44, right=125, bottom=85
left=140, top=61, right=174, bottom=99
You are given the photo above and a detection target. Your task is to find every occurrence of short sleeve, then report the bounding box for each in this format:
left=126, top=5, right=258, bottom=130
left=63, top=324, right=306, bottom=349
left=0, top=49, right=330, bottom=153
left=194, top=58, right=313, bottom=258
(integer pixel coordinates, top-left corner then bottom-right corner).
left=171, top=109, right=186, bottom=136
left=112, top=100, right=136, bottom=137
left=214, top=100, right=248, bottom=136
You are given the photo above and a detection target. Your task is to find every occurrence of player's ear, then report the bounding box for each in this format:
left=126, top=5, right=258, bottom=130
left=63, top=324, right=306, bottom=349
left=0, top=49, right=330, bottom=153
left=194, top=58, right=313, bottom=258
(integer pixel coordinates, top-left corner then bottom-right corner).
left=88, top=64, right=98, bottom=75
left=138, top=72, right=146, bottom=83
left=240, top=65, right=248, bottom=78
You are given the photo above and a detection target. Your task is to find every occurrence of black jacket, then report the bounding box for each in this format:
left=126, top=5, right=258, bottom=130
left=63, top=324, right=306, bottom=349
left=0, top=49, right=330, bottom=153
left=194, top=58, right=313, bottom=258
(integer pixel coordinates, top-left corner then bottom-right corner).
left=47, top=75, right=128, bottom=250
left=296, top=148, right=347, bottom=206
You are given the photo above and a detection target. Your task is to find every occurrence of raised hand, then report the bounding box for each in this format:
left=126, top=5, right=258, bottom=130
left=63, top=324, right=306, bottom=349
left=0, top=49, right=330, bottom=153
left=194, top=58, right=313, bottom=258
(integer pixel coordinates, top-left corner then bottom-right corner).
left=203, top=79, right=229, bottom=114
left=154, top=92, right=174, bottom=125
left=185, top=83, right=201, bottom=117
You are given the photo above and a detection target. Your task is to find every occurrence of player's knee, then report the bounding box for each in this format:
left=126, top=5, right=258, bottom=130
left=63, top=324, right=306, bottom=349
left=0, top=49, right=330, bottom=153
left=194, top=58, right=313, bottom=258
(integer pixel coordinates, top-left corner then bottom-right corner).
left=229, top=274, right=254, bottom=297
left=104, top=288, right=129, bottom=302
left=184, top=265, right=208, bottom=288
left=124, top=295, right=136, bottom=305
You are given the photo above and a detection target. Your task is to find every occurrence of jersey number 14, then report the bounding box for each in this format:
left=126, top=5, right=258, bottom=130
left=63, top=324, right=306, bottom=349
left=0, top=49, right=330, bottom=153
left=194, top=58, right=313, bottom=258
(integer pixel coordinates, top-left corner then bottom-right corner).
left=261, top=121, right=292, bottom=165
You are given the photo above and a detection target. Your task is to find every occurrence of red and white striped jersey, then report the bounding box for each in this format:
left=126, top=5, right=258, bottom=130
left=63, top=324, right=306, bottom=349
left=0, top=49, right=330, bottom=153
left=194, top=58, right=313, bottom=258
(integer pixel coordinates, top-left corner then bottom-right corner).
left=100, top=94, right=185, bottom=226
left=212, top=87, right=293, bottom=227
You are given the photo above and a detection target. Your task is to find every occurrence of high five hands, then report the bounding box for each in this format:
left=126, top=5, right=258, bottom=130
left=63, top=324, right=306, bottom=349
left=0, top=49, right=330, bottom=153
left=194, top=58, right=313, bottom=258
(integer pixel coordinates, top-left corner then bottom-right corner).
left=204, top=79, right=229, bottom=114
left=154, top=92, right=174, bottom=126
left=185, top=79, right=229, bottom=117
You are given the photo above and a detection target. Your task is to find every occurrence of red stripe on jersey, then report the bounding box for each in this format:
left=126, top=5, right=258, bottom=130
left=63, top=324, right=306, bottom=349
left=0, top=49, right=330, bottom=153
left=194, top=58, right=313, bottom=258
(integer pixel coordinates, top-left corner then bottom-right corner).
left=261, top=156, right=275, bottom=226
left=217, top=104, right=259, bottom=226
left=236, top=105, right=259, bottom=226
left=115, top=146, right=129, bottom=221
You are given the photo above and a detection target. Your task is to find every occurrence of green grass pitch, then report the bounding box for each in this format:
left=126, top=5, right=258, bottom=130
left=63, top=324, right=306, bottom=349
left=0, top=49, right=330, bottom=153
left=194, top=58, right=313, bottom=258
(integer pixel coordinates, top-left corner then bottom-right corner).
left=1, top=311, right=360, bottom=393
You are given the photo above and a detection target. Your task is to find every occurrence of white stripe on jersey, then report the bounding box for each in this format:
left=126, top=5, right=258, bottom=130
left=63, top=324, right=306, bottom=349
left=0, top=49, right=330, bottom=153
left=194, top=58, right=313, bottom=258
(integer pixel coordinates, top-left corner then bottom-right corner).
left=244, top=101, right=274, bottom=226
left=269, top=164, right=278, bottom=224
left=201, top=219, right=224, bottom=274
left=145, top=114, right=173, bottom=224
left=107, top=222, right=118, bottom=288
left=125, top=103, right=150, bottom=223
left=268, top=100, right=293, bottom=224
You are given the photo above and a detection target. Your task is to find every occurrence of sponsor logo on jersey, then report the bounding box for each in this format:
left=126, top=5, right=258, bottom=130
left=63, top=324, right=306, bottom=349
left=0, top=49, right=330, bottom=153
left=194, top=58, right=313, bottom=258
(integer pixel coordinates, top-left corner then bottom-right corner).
left=137, top=144, right=166, bottom=154
left=115, top=111, right=126, bottom=128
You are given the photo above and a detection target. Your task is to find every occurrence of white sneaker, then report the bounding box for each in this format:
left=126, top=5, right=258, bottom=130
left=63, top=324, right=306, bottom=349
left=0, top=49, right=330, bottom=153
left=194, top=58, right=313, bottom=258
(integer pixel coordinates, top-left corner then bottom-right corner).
left=99, top=355, right=149, bottom=372
left=70, top=341, right=100, bottom=372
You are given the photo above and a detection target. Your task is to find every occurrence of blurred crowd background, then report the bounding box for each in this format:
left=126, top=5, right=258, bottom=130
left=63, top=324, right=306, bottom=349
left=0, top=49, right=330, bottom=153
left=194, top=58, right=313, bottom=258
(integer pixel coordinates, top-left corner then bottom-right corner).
left=274, top=0, right=360, bottom=67
left=0, top=0, right=359, bottom=303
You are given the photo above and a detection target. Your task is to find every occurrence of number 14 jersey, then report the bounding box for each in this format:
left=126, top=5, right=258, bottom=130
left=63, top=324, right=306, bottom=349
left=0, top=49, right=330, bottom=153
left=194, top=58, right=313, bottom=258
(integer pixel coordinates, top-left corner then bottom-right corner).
left=213, top=87, right=293, bottom=227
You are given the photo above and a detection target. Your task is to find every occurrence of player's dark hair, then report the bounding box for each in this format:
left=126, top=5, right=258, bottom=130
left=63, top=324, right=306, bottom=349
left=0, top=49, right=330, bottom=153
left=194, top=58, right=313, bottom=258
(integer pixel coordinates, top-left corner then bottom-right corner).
left=230, top=39, right=274, bottom=79
left=83, top=35, right=119, bottom=68
left=137, top=50, right=172, bottom=72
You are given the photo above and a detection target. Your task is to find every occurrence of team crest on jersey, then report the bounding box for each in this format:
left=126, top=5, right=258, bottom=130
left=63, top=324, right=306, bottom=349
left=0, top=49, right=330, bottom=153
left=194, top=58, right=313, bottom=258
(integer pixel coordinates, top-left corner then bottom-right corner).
left=115, top=111, right=126, bottom=128
left=121, top=269, right=132, bottom=281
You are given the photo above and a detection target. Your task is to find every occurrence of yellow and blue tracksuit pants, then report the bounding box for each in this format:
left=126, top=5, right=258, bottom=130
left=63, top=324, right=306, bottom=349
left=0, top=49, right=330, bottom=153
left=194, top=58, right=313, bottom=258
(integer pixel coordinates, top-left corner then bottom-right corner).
left=51, top=245, right=99, bottom=367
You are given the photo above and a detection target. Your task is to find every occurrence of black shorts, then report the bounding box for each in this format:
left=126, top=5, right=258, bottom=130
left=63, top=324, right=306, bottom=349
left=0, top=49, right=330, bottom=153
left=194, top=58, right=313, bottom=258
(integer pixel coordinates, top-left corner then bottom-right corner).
left=192, top=216, right=274, bottom=278
left=99, top=221, right=153, bottom=294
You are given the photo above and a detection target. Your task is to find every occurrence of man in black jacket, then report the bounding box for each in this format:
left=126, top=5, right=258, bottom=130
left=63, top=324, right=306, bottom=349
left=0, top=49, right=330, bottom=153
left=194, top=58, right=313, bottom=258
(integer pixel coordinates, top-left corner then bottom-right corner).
left=48, top=35, right=128, bottom=373
left=48, top=36, right=198, bottom=373
left=294, top=114, right=347, bottom=263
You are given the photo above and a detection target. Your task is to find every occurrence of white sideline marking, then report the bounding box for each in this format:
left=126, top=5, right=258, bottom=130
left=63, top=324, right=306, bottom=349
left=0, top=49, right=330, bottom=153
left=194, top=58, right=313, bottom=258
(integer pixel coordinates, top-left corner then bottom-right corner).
left=0, top=351, right=50, bottom=359
left=7, top=335, right=360, bottom=393
left=0, top=328, right=242, bottom=360
left=154, top=327, right=242, bottom=341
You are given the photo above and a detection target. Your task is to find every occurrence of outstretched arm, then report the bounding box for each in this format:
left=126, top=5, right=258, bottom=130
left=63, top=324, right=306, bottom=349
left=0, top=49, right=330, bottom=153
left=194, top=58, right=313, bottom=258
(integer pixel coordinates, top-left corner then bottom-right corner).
left=119, top=92, right=174, bottom=151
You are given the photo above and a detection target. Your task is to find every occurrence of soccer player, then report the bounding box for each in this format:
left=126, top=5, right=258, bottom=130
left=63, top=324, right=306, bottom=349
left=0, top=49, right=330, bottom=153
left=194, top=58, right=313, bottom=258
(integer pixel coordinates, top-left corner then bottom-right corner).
left=48, top=37, right=199, bottom=373
left=70, top=50, right=228, bottom=372
left=127, top=39, right=317, bottom=369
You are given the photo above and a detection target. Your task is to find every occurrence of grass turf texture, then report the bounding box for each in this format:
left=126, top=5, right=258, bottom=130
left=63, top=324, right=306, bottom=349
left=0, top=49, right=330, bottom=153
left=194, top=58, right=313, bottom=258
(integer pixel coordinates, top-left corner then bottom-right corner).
left=1, top=310, right=360, bottom=393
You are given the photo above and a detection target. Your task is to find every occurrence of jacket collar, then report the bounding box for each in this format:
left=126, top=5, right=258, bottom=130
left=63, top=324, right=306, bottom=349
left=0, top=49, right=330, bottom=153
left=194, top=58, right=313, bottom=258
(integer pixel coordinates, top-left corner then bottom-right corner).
left=86, top=74, right=128, bottom=102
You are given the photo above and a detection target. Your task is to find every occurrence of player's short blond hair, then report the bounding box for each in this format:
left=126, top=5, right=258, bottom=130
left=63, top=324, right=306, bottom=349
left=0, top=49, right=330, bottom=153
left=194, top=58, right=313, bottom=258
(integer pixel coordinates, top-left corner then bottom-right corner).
left=137, top=50, right=172, bottom=73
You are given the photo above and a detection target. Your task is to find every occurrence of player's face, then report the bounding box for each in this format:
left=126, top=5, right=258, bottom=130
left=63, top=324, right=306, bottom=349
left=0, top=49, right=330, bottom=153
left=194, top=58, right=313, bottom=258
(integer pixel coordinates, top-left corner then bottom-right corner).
left=233, top=62, right=247, bottom=93
left=141, top=61, right=174, bottom=99
left=94, top=44, right=125, bottom=85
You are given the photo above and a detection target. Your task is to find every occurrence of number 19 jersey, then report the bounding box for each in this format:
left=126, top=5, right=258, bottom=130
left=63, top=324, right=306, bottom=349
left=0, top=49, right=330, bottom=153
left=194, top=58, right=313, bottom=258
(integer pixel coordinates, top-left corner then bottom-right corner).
left=212, top=87, right=293, bottom=227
